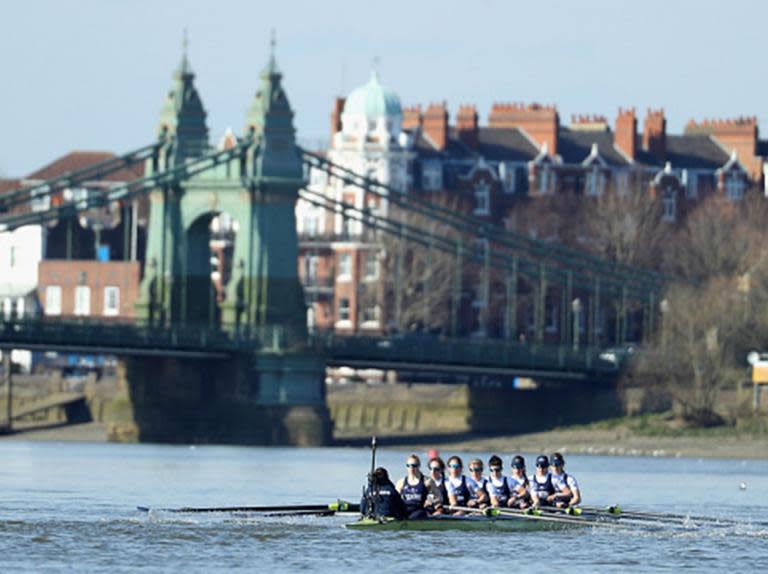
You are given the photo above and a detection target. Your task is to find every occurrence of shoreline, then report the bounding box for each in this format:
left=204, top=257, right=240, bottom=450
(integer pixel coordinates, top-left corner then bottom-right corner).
left=1, top=421, right=767, bottom=459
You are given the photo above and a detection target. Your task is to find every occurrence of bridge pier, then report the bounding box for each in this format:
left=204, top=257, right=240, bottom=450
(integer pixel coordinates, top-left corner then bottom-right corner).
left=107, top=353, right=331, bottom=446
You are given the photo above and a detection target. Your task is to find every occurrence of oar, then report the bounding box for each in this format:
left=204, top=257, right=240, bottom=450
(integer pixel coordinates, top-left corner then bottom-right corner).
left=446, top=505, right=609, bottom=528
left=582, top=505, right=766, bottom=528
left=137, top=500, right=359, bottom=514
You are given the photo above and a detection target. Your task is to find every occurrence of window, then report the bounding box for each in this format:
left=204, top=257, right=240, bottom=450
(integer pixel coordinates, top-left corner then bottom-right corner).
left=103, top=286, right=120, bottom=317
left=302, top=213, right=318, bottom=236
left=304, top=256, right=319, bottom=282
left=9, top=246, right=17, bottom=268
left=45, top=286, right=62, bottom=316
left=473, top=182, right=490, bottom=215
left=338, top=298, right=350, bottom=321
left=586, top=168, right=604, bottom=196
left=474, top=238, right=489, bottom=259
left=616, top=171, right=630, bottom=197
left=16, top=297, right=25, bottom=318
left=500, top=163, right=518, bottom=194
left=662, top=187, right=676, bottom=222
left=364, top=255, right=378, bottom=279
left=74, top=286, right=91, bottom=316
left=361, top=304, right=380, bottom=323
left=421, top=161, right=443, bottom=190
left=726, top=175, right=745, bottom=201
left=309, top=168, right=328, bottom=188
left=30, top=188, right=51, bottom=212
left=685, top=171, right=698, bottom=199
left=2, top=298, right=11, bottom=320
left=538, top=167, right=550, bottom=194
left=338, top=253, right=352, bottom=280
left=545, top=297, right=559, bottom=333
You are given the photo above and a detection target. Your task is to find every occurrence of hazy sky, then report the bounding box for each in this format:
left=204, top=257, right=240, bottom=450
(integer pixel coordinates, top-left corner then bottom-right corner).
left=1, top=0, right=766, bottom=176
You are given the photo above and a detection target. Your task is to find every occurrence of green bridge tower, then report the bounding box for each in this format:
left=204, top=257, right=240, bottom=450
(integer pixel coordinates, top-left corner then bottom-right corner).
left=111, top=44, right=329, bottom=446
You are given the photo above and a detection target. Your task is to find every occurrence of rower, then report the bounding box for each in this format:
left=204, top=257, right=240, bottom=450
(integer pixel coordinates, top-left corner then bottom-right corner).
left=530, top=455, right=556, bottom=508
left=445, top=455, right=472, bottom=512
left=427, top=456, right=448, bottom=513
left=549, top=452, right=581, bottom=508
left=466, top=458, right=490, bottom=508
left=360, top=467, right=407, bottom=520
left=486, top=455, right=510, bottom=508
left=507, top=455, right=532, bottom=509
left=395, top=454, right=443, bottom=519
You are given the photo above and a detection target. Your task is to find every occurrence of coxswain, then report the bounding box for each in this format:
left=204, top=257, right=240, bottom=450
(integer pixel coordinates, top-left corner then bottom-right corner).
left=427, top=456, right=448, bottom=513
left=549, top=452, right=581, bottom=508
left=445, top=455, right=472, bottom=512
left=466, top=458, right=490, bottom=508
left=395, top=454, right=443, bottom=519
left=530, top=455, right=556, bottom=508
left=486, top=455, right=511, bottom=508
left=507, top=455, right=533, bottom=509
left=360, top=467, right=407, bottom=520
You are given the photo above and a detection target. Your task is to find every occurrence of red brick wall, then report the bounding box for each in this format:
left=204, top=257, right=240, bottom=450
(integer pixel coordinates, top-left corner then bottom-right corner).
left=38, top=260, right=140, bottom=319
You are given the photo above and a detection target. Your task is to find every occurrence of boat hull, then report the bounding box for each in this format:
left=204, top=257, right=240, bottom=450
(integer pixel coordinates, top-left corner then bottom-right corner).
left=345, top=514, right=584, bottom=532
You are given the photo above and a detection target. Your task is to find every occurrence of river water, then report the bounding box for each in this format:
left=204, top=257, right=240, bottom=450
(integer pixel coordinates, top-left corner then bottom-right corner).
left=0, top=441, right=766, bottom=572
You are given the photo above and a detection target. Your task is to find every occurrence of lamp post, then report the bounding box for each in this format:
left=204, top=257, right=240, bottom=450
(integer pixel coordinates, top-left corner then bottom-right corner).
left=572, top=298, right=582, bottom=351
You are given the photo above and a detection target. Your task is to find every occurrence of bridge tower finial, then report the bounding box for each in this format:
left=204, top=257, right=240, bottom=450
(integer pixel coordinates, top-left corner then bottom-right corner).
left=180, top=28, right=191, bottom=75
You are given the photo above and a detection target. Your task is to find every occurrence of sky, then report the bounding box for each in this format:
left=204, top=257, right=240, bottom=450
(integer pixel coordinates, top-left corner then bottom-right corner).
left=1, top=0, right=766, bottom=177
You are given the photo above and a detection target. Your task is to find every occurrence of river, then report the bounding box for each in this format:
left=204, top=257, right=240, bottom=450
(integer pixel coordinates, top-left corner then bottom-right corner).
left=0, top=441, right=766, bottom=572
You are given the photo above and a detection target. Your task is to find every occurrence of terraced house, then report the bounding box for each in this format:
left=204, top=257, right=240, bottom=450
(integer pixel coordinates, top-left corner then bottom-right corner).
left=297, top=72, right=768, bottom=337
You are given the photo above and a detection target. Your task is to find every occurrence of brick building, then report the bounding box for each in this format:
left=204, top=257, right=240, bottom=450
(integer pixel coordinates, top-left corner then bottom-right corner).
left=297, top=73, right=768, bottom=338
left=38, top=260, right=141, bottom=319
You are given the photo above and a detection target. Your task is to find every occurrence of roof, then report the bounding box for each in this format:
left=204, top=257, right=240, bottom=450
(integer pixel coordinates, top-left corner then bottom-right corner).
left=0, top=178, right=21, bottom=196
left=343, top=71, right=402, bottom=120
left=557, top=129, right=630, bottom=167
left=665, top=135, right=729, bottom=170
left=476, top=128, right=539, bottom=162
left=25, top=151, right=145, bottom=182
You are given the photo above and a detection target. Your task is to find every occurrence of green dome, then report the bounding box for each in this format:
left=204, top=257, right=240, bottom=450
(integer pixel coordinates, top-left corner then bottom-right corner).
left=343, top=71, right=401, bottom=120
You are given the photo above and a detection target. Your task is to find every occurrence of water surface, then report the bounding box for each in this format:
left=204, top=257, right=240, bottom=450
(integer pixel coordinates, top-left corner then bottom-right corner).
left=1, top=442, right=766, bottom=572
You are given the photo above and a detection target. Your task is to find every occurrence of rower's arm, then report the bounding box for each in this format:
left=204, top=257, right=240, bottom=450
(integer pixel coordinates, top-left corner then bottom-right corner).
left=394, top=477, right=405, bottom=494
left=569, top=484, right=582, bottom=507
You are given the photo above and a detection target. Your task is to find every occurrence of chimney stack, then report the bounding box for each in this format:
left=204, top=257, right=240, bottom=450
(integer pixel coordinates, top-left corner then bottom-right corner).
left=456, top=105, right=479, bottom=150
left=423, top=102, right=449, bottom=151
left=488, top=102, right=559, bottom=155
left=615, top=107, right=637, bottom=161
left=642, top=108, right=666, bottom=162
left=685, top=116, right=760, bottom=180
left=402, top=105, right=423, bottom=131
left=330, top=97, right=345, bottom=142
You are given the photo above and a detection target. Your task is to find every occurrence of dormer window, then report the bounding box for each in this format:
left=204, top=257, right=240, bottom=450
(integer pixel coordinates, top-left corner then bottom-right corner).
left=662, top=187, right=676, bottom=222
left=421, top=161, right=442, bottom=190
left=725, top=175, right=745, bottom=201
left=586, top=167, right=604, bottom=197
left=473, top=182, right=490, bottom=215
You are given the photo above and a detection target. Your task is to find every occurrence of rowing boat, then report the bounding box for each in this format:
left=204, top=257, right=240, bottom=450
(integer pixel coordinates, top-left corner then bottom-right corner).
left=345, top=513, right=588, bottom=532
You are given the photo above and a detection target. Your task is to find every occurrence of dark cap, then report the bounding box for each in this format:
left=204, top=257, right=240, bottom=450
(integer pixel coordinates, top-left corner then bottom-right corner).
left=535, top=455, right=550, bottom=468
left=512, top=455, right=526, bottom=468
left=551, top=452, right=565, bottom=466
left=488, top=455, right=503, bottom=467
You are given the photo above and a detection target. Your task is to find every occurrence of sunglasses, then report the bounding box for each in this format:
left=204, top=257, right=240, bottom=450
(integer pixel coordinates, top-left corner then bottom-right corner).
left=448, top=463, right=462, bottom=469
left=512, top=464, right=525, bottom=469
left=489, top=466, right=502, bottom=472
left=406, top=463, right=420, bottom=468
left=429, top=466, right=442, bottom=472
left=536, top=463, right=549, bottom=468
left=469, top=467, right=483, bottom=472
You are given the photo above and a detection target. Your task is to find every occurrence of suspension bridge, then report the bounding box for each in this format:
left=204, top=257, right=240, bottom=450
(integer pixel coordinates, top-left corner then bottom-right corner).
left=0, top=45, right=668, bottom=444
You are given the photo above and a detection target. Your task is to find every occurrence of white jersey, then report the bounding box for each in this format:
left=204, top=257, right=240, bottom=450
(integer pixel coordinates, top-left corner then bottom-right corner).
left=466, top=475, right=488, bottom=500
left=551, top=472, right=579, bottom=493
left=507, top=474, right=529, bottom=497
